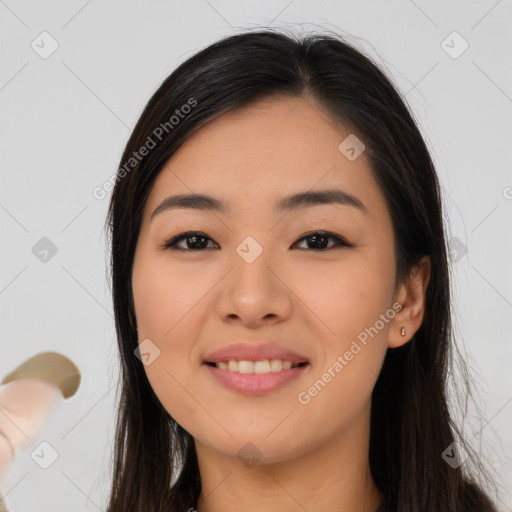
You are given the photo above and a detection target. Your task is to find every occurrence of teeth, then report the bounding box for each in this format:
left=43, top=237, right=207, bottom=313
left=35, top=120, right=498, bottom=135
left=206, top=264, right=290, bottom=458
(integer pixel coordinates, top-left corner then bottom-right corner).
left=239, top=360, right=254, bottom=373
left=254, top=360, right=270, bottom=373
left=213, top=359, right=299, bottom=373
left=269, top=359, right=281, bottom=372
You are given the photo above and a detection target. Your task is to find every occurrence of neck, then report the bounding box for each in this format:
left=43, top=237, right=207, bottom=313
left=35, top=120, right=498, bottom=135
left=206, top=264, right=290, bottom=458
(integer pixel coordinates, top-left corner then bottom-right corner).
left=195, top=399, right=383, bottom=512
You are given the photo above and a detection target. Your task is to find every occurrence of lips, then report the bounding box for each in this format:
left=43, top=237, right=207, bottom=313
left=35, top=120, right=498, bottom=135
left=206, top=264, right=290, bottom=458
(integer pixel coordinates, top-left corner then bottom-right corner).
left=203, top=342, right=310, bottom=365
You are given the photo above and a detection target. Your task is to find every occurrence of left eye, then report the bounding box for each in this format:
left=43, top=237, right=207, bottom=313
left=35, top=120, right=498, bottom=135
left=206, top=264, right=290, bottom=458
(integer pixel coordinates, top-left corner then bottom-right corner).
left=293, top=231, right=351, bottom=250
left=162, top=231, right=351, bottom=251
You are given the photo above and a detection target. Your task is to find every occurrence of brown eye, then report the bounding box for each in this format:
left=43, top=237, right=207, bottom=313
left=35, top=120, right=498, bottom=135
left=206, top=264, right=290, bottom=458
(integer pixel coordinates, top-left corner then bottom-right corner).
left=292, top=231, right=351, bottom=251
left=163, top=232, right=218, bottom=251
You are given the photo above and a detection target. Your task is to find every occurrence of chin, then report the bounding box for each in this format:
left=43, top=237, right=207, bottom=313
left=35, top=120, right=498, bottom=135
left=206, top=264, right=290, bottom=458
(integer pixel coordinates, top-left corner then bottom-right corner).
left=197, top=433, right=305, bottom=467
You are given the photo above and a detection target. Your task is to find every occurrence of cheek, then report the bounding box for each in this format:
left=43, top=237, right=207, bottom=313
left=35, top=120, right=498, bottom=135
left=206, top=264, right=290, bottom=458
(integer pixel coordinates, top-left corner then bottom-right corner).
left=293, top=267, right=391, bottom=425
left=131, top=251, right=217, bottom=425
left=291, top=252, right=395, bottom=341
left=288, top=250, right=394, bottom=402
left=143, top=357, right=201, bottom=430
left=132, top=249, right=210, bottom=338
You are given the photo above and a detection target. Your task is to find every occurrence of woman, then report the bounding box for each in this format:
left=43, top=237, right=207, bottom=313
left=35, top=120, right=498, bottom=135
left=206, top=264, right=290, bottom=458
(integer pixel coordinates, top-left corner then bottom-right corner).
left=104, top=28, right=499, bottom=511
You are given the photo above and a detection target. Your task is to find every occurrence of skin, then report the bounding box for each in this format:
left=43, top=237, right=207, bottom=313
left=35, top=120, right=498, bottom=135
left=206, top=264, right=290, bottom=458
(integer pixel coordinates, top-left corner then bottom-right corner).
left=131, top=95, right=431, bottom=512
left=0, top=378, right=63, bottom=487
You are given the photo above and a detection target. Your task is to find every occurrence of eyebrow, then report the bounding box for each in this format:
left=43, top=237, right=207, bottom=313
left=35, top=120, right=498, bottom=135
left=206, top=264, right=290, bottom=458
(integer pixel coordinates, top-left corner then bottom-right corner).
left=150, top=188, right=368, bottom=220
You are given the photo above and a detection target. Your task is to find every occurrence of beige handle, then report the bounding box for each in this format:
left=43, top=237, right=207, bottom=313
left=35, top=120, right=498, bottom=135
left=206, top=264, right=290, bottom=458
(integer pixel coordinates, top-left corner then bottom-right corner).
left=1, top=352, right=81, bottom=399
left=0, top=352, right=81, bottom=510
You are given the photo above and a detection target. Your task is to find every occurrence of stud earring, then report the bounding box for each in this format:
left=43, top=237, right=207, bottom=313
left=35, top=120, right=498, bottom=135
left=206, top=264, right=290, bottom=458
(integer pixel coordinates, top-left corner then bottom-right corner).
left=400, top=327, right=406, bottom=337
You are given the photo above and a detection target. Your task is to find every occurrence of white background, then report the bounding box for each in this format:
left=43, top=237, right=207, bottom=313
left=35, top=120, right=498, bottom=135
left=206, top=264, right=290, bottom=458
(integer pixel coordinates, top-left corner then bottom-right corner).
left=0, top=1, right=511, bottom=510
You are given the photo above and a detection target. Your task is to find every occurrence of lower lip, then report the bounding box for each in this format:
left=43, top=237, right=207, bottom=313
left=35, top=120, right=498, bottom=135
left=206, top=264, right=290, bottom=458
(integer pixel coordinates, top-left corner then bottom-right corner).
left=203, top=363, right=310, bottom=396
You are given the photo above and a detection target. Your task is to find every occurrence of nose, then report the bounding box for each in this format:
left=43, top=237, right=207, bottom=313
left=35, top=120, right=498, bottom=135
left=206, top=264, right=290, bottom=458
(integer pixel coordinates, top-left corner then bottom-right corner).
left=215, top=243, right=293, bottom=329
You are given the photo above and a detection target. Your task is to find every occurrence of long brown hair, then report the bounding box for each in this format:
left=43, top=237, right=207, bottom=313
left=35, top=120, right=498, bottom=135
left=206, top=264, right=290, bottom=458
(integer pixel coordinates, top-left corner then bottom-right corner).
left=104, top=28, right=499, bottom=511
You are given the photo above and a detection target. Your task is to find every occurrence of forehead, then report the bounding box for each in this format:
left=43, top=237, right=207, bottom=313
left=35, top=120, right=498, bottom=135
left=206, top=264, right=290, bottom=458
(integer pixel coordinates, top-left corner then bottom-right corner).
left=144, top=95, right=386, bottom=221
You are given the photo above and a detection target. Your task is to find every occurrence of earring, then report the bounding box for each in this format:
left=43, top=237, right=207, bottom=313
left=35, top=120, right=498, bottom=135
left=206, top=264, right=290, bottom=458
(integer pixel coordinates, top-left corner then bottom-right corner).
left=400, top=327, right=406, bottom=337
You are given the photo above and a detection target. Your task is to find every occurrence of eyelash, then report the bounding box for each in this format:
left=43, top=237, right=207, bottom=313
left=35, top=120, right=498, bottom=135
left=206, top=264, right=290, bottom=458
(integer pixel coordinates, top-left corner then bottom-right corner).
left=161, top=230, right=352, bottom=252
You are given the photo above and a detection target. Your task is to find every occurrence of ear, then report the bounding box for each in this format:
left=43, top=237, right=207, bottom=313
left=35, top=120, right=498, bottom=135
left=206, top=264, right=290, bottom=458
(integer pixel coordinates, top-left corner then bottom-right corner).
left=388, top=255, right=431, bottom=349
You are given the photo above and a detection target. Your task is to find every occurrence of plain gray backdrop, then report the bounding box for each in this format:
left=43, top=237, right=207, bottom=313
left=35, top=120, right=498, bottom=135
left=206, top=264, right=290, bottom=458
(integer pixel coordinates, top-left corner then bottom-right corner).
left=1, top=1, right=511, bottom=510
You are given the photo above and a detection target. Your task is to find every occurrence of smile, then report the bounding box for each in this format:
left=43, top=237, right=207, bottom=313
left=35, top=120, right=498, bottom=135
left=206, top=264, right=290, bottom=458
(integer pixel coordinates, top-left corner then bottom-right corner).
left=203, top=361, right=311, bottom=395
left=205, top=359, right=309, bottom=373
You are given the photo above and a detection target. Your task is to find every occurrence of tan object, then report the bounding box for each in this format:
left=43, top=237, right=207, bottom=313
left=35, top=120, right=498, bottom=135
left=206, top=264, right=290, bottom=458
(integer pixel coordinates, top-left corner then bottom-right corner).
left=0, top=352, right=81, bottom=508
left=1, top=352, right=81, bottom=399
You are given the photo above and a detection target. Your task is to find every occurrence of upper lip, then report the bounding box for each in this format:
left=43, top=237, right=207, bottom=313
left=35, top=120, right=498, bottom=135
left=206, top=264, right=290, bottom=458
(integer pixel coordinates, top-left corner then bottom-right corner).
left=203, top=342, right=310, bottom=364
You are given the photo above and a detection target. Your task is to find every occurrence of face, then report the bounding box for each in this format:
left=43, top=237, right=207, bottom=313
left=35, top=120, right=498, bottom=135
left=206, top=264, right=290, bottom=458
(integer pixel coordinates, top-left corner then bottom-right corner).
left=131, top=95, right=402, bottom=465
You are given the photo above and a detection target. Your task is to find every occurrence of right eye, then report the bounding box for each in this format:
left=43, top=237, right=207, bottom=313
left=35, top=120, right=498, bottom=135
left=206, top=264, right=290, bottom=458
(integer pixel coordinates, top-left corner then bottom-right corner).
left=162, top=231, right=219, bottom=251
